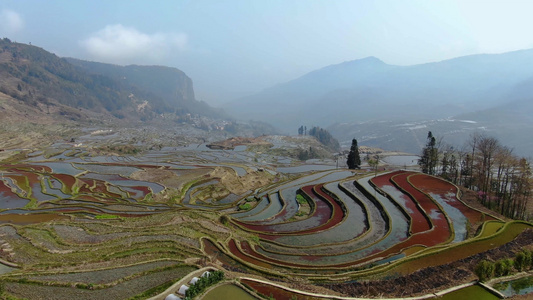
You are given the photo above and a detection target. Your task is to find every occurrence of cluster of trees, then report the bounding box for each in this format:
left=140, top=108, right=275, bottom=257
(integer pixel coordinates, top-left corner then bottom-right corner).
left=419, top=132, right=531, bottom=220
left=296, top=126, right=340, bottom=154
left=297, top=125, right=307, bottom=135
left=308, top=126, right=340, bottom=152
left=184, top=270, right=224, bottom=299
left=297, top=146, right=320, bottom=160
left=475, top=250, right=533, bottom=282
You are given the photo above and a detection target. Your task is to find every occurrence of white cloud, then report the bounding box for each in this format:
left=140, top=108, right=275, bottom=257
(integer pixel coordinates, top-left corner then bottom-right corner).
left=80, top=24, right=188, bottom=64
left=0, top=9, right=24, bottom=35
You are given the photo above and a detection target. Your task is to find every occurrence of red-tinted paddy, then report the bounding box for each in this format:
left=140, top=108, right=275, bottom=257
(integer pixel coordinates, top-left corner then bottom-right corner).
left=241, top=278, right=326, bottom=300
left=391, top=172, right=451, bottom=243
left=235, top=184, right=343, bottom=236
left=0, top=181, right=29, bottom=209
left=409, top=174, right=494, bottom=223
left=371, top=171, right=431, bottom=234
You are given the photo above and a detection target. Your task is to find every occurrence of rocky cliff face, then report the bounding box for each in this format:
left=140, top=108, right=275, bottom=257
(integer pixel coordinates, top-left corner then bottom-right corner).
left=64, top=58, right=224, bottom=117
left=66, top=58, right=196, bottom=107
left=0, top=38, right=158, bottom=115
left=0, top=38, right=223, bottom=122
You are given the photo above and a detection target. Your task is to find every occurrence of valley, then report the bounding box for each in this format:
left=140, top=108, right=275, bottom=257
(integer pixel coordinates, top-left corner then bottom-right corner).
left=0, top=125, right=531, bottom=299
left=0, top=37, right=532, bottom=300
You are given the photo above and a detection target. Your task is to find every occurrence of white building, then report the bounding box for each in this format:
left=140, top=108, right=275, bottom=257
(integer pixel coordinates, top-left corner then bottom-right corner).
left=177, top=285, right=189, bottom=296
left=164, top=294, right=181, bottom=300
left=189, top=277, right=199, bottom=285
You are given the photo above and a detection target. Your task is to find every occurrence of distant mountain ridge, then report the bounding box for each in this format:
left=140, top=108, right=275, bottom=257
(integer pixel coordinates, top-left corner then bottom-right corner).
left=65, top=58, right=195, bottom=104
left=66, top=58, right=224, bottom=118
left=227, top=49, right=533, bottom=131
left=0, top=38, right=220, bottom=122
left=0, top=38, right=161, bottom=118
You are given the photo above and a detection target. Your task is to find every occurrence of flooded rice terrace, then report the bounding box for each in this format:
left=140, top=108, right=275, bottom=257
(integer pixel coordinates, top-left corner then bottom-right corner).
left=0, top=127, right=526, bottom=300
left=0, top=129, right=345, bottom=224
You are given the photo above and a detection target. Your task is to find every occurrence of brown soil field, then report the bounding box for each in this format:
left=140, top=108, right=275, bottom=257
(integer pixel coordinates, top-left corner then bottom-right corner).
left=131, top=168, right=211, bottom=189
left=207, top=136, right=272, bottom=150
left=209, top=167, right=273, bottom=195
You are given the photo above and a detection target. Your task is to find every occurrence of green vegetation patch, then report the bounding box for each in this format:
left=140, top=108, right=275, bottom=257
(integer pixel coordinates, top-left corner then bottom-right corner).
left=382, top=221, right=533, bottom=278
left=239, top=203, right=252, bottom=211
left=185, top=270, right=225, bottom=299
left=95, top=214, right=123, bottom=220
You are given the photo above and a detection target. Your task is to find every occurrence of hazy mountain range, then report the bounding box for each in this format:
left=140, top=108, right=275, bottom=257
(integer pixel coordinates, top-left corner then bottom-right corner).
left=65, top=58, right=222, bottom=118
left=227, top=49, right=533, bottom=156
left=0, top=38, right=219, bottom=124
left=2, top=37, right=533, bottom=156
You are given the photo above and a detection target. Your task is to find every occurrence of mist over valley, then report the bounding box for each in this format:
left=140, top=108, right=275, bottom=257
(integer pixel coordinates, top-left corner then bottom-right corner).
left=1, top=2, right=533, bottom=299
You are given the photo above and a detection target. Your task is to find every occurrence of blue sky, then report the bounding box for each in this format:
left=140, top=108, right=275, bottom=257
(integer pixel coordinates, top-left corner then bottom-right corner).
left=1, top=0, right=533, bottom=105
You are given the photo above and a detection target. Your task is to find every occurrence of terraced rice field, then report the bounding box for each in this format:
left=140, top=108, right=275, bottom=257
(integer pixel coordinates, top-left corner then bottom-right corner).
left=0, top=142, right=531, bottom=299
left=223, top=170, right=515, bottom=277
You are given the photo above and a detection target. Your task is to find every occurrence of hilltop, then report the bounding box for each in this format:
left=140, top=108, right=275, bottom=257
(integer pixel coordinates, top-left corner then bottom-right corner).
left=0, top=38, right=279, bottom=150
left=0, top=38, right=227, bottom=121
left=226, top=49, right=533, bottom=155
left=65, top=58, right=222, bottom=118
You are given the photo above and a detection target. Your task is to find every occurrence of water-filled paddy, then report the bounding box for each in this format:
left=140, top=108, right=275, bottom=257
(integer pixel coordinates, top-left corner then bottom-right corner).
left=231, top=196, right=270, bottom=219
left=429, top=192, right=468, bottom=242
left=239, top=193, right=282, bottom=222
left=33, top=162, right=83, bottom=176
left=371, top=171, right=431, bottom=234
left=240, top=185, right=337, bottom=234
left=201, top=284, right=256, bottom=300
left=391, top=172, right=451, bottom=244
left=30, top=181, right=58, bottom=202
left=79, top=173, right=164, bottom=194
left=0, top=263, right=15, bottom=274
left=494, top=275, right=533, bottom=297
left=382, top=155, right=420, bottom=167
left=73, top=163, right=141, bottom=176
left=437, top=284, right=500, bottom=300
left=277, top=164, right=337, bottom=173
left=241, top=278, right=325, bottom=300
left=0, top=182, right=30, bottom=209
left=1, top=137, right=530, bottom=300
left=358, top=175, right=410, bottom=244
left=263, top=171, right=353, bottom=224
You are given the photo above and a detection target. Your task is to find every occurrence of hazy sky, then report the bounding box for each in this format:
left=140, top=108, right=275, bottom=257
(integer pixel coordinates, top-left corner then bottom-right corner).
left=2, top=0, right=533, bottom=105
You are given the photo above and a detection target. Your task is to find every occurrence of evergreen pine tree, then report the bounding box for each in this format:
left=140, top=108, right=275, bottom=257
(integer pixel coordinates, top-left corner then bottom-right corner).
left=419, top=131, right=438, bottom=174
left=347, top=138, right=361, bottom=169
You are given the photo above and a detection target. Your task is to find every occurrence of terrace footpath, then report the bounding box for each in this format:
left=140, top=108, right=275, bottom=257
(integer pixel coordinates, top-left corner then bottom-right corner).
left=0, top=258, right=18, bottom=268
left=148, top=266, right=214, bottom=300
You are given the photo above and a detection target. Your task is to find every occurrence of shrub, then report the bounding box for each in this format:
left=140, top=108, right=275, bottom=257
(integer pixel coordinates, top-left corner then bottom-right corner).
left=184, top=270, right=224, bottom=299
left=526, top=250, right=533, bottom=269
left=514, top=251, right=532, bottom=272
left=239, top=203, right=251, bottom=211
left=494, top=259, right=513, bottom=277
left=475, top=260, right=494, bottom=282
left=250, top=235, right=260, bottom=243
left=296, top=194, right=307, bottom=205
left=219, top=215, right=229, bottom=226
